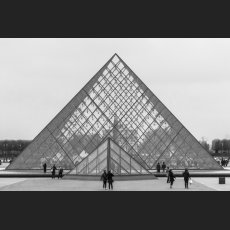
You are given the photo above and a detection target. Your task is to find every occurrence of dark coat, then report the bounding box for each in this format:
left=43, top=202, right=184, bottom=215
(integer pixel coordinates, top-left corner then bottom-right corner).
left=101, top=172, right=107, bottom=182
left=59, top=168, right=63, bottom=175
left=156, top=163, right=161, bottom=170
left=51, top=165, right=57, bottom=173
left=168, top=171, right=175, bottom=182
left=107, top=172, right=114, bottom=182
left=183, top=171, right=190, bottom=181
left=43, top=163, right=47, bottom=172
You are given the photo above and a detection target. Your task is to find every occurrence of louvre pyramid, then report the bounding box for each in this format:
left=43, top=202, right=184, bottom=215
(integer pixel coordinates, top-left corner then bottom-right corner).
left=7, top=54, right=222, bottom=172
left=69, top=138, right=150, bottom=175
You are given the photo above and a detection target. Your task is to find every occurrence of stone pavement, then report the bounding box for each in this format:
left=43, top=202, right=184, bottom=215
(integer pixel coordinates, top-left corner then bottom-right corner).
left=0, top=178, right=28, bottom=188
left=193, top=177, right=230, bottom=191
left=0, top=177, right=216, bottom=191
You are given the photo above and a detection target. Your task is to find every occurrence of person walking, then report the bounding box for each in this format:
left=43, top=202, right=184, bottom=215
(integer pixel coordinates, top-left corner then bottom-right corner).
left=100, top=170, right=108, bottom=190
left=58, top=166, right=63, bottom=179
left=51, top=164, right=57, bottom=179
left=182, top=168, right=191, bottom=189
left=221, top=158, right=224, bottom=167
left=156, top=162, right=161, bottom=173
left=166, top=166, right=170, bottom=183
left=43, top=162, right=47, bottom=173
left=227, top=158, right=230, bottom=167
left=168, top=169, right=176, bottom=189
left=107, top=170, right=114, bottom=190
left=162, top=162, right=166, bottom=173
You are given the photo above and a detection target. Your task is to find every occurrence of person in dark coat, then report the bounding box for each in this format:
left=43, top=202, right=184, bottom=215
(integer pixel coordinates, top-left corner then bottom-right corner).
left=221, top=158, right=224, bottom=167
left=182, top=168, right=191, bottom=189
left=51, top=164, right=57, bottom=179
left=156, top=162, right=161, bottom=173
left=58, top=166, right=63, bottom=179
left=100, top=170, right=108, bottom=190
left=226, top=158, right=230, bottom=167
left=168, top=169, right=176, bottom=188
left=43, top=162, right=47, bottom=173
left=107, top=170, right=114, bottom=190
left=162, top=162, right=166, bottom=172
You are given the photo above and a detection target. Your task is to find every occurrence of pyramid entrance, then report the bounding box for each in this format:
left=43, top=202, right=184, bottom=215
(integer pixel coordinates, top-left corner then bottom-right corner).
left=68, top=137, right=150, bottom=175
left=7, top=54, right=222, bottom=173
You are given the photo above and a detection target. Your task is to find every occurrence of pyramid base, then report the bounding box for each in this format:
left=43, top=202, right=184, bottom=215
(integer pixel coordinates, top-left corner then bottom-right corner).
left=64, top=174, right=157, bottom=181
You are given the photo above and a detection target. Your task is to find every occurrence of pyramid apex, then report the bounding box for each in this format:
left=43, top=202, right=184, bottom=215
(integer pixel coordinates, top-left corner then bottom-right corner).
left=111, top=53, right=119, bottom=58
left=110, top=53, right=121, bottom=65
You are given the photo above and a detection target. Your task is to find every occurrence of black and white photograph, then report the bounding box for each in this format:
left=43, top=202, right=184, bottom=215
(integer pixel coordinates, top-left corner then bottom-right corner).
left=0, top=38, right=230, bottom=191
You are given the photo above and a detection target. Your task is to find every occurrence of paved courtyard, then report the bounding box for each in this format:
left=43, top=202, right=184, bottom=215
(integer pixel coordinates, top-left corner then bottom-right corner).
left=0, top=177, right=228, bottom=191
left=0, top=163, right=230, bottom=190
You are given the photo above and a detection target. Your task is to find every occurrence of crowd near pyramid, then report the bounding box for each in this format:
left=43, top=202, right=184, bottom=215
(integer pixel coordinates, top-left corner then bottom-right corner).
left=7, top=54, right=222, bottom=175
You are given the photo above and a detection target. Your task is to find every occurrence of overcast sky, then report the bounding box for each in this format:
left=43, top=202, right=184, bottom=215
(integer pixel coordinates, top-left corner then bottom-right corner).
left=0, top=38, right=229, bottom=144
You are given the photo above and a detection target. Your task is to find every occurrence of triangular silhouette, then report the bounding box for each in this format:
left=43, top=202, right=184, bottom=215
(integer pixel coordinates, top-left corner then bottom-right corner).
left=68, top=137, right=150, bottom=175
left=7, top=54, right=222, bottom=171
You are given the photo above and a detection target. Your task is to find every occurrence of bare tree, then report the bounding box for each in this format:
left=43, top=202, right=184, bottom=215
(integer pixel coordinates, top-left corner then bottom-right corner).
left=200, top=137, right=210, bottom=152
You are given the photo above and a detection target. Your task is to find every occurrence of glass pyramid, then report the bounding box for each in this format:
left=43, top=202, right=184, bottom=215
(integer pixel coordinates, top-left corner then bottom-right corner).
left=7, top=54, right=222, bottom=171
left=69, top=138, right=150, bottom=175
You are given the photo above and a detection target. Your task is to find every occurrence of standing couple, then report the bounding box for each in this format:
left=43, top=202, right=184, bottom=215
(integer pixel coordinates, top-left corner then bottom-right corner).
left=166, top=168, right=192, bottom=189
left=101, top=170, right=114, bottom=190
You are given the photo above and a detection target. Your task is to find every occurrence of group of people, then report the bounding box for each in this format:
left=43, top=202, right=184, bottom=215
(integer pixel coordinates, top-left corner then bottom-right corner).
left=156, top=162, right=192, bottom=189
left=100, top=170, right=114, bottom=190
left=42, top=163, right=63, bottom=179
left=220, top=158, right=229, bottom=167
left=42, top=161, right=191, bottom=190
left=166, top=168, right=192, bottom=189
left=156, top=162, right=167, bottom=173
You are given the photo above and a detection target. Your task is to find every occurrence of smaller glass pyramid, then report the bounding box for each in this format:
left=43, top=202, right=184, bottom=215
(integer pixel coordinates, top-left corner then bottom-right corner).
left=69, top=137, right=150, bottom=175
